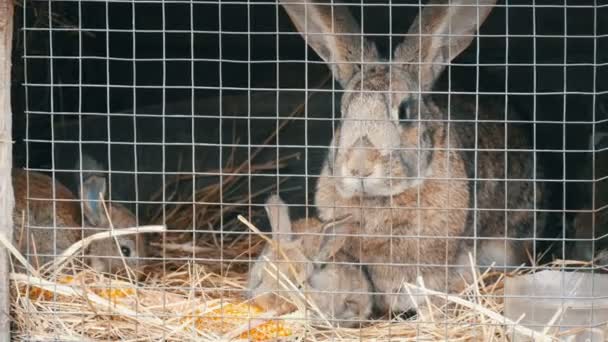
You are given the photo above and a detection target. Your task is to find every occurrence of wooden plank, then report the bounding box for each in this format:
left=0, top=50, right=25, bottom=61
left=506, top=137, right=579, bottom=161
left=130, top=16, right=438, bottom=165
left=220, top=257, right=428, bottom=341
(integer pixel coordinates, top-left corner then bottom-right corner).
left=0, top=0, right=14, bottom=340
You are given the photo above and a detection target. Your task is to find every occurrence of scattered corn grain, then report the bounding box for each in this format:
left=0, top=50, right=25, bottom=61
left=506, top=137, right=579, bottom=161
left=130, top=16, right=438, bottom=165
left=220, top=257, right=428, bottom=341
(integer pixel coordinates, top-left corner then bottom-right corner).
left=21, top=275, right=76, bottom=300
left=183, top=303, right=292, bottom=341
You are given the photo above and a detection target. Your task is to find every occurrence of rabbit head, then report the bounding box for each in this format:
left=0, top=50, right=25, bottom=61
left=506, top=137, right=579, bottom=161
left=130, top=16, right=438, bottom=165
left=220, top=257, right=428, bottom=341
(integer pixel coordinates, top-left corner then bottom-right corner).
left=247, top=195, right=372, bottom=326
left=280, top=0, right=496, bottom=198
left=305, top=236, right=375, bottom=327
left=80, top=175, right=146, bottom=274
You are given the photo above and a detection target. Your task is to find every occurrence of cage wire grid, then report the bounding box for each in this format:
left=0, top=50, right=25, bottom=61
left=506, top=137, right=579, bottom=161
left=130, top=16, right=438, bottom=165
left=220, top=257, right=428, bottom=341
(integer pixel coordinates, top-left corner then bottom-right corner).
left=10, top=0, right=608, bottom=341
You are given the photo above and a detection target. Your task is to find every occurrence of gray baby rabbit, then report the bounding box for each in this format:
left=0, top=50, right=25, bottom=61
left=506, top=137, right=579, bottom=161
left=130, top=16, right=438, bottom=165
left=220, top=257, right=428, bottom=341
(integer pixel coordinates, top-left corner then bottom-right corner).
left=279, top=0, right=549, bottom=312
left=247, top=195, right=373, bottom=328
left=13, top=168, right=145, bottom=274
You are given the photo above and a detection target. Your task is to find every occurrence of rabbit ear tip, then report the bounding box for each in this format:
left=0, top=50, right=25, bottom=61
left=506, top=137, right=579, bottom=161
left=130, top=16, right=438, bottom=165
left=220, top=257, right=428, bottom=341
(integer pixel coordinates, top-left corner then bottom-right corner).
left=265, top=194, right=284, bottom=206
left=83, top=175, right=107, bottom=190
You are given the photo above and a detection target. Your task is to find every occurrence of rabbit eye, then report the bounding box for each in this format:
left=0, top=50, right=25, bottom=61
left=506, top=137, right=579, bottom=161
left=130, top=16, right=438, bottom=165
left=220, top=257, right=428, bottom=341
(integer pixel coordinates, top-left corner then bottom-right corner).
left=120, top=246, right=132, bottom=257
left=398, top=100, right=410, bottom=121
left=398, top=98, right=416, bottom=121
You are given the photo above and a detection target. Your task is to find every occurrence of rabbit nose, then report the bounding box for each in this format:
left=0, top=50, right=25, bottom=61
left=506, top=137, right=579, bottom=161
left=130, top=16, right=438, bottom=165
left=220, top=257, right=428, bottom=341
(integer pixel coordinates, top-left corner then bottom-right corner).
left=348, top=153, right=376, bottom=178
left=347, top=137, right=377, bottom=178
left=350, top=165, right=374, bottom=177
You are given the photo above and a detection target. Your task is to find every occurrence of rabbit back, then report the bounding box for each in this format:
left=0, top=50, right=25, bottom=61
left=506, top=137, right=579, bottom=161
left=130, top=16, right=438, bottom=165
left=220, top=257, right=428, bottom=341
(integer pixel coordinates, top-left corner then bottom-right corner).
left=446, top=95, right=548, bottom=267
left=12, top=169, right=82, bottom=266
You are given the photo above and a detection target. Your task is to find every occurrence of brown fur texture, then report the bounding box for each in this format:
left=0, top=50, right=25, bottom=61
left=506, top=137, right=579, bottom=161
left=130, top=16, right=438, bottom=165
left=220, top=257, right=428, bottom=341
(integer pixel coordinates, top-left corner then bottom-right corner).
left=247, top=195, right=373, bottom=327
left=12, top=169, right=146, bottom=273
left=281, top=0, right=548, bottom=313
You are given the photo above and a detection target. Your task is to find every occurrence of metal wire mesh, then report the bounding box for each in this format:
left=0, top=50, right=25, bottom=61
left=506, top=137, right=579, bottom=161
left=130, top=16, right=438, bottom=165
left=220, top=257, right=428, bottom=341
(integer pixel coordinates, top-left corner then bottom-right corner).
left=11, top=0, right=608, bottom=340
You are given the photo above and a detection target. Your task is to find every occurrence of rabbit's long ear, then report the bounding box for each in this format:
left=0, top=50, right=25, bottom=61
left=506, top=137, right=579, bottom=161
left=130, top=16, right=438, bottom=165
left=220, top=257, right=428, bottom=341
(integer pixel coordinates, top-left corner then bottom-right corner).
left=81, top=175, right=108, bottom=227
left=394, top=0, right=497, bottom=90
left=75, top=154, right=105, bottom=184
left=265, top=195, right=292, bottom=241
left=316, top=216, right=353, bottom=261
left=280, top=0, right=378, bottom=87
left=591, top=132, right=608, bottom=151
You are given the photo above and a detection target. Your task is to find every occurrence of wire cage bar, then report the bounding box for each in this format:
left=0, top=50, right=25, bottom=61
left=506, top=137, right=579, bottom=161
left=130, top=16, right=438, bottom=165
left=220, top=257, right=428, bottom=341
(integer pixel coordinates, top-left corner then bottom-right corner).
left=4, top=0, right=608, bottom=340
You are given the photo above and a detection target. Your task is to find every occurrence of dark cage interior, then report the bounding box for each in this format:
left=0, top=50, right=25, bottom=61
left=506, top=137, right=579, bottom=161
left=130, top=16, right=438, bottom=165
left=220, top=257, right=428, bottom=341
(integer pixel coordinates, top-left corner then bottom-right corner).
left=11, top=0, right=608, bottom=260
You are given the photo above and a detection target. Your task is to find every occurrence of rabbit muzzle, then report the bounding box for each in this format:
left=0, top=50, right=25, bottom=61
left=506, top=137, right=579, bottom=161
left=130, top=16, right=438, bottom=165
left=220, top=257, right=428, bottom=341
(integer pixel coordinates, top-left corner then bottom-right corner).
left=336, top=136, right=380, bottom=197
left=335, top=131, right=424, bottom=198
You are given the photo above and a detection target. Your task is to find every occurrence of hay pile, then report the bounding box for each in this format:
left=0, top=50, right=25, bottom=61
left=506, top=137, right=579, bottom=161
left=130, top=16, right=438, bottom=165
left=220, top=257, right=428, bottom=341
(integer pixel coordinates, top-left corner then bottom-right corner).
left=8, top=230, right=285, bottom=341
left=7, top=221, right=569, bottom=341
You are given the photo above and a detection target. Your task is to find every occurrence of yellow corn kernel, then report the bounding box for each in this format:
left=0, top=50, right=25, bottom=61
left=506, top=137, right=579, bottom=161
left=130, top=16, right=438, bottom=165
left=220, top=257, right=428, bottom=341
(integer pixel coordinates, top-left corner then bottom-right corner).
left=23, top=286, right=52, bottom=301
left=23, top=275, right=137, bottom=302
left=94, top=287, right=135, bottom=301
left=58, top=275, right=74, bottom=284
left=22, top=275, right=77, bottom=301
left=239, top=321, right=292, bottom=341
left=182, top=303, right=291, bottom=341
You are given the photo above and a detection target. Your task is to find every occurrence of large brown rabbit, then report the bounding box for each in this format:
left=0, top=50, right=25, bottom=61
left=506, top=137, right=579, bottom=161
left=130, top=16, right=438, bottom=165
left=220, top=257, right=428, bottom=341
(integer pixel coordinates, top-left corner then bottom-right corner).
left=279, top=0, right=549, bottom=312
left=13, top=167, right=146, bottom=274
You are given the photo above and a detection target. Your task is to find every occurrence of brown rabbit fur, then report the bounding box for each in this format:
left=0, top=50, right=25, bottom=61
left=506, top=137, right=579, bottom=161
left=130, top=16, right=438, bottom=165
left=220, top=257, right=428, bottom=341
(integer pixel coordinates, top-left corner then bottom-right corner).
left=12, top=168, right=146, bottom=273
left=247, top=195, right=374, bottom=327
left=280, top=0, right=548, bottom=312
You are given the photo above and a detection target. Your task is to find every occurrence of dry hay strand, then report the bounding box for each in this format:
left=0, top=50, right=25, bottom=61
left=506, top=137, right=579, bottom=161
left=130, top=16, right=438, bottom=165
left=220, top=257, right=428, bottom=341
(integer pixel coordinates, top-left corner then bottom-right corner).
left=7, top=217, right=583, bottom=341
left=7, top=231, right=294, bottom=341
left=149, top=229, right=266, bottom=277
left=149, top=145, right=295, bottom=237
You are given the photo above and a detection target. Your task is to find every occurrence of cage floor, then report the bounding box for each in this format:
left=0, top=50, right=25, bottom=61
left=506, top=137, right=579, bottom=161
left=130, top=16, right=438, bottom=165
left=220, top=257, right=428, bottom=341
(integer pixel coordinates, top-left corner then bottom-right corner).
left=7, top=220, right=583, bottom=342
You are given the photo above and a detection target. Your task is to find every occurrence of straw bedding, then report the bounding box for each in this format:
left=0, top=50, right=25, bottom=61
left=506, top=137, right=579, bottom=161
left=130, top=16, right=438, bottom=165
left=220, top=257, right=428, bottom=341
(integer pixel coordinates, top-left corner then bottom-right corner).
left=5, top=229, right=504, bottom=341
left=7, top=213, right=574, bottom=341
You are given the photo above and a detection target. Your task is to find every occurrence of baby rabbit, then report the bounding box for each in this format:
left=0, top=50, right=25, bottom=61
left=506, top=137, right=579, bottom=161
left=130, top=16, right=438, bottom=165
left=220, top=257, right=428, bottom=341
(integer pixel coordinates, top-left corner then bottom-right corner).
left=570, top=132, right=608, bottom=264
left=247, top=195, right=373, bottom=328
left=279, top=0, right=549, bottom=312
left=12, top=168, right=145, bottom=274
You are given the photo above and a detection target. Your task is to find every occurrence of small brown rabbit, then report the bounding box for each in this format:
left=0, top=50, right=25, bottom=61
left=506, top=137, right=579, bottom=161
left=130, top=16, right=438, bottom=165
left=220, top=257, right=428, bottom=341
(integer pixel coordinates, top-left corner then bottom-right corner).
left=570, top=132, right=608, bottom=263
left=12, top=168, right=146, bottom=274
left=247, top=195, right=374, bottom=328
left=279, top=0, right=549, bottom=312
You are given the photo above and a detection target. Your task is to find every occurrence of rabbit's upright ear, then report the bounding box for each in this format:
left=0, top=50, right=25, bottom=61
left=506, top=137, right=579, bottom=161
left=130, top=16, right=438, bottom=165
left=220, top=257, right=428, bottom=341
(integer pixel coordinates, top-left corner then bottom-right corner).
left=395, top=0, right=497, bottom=90
left=316, top=216, right=353, bottom=261
left=279, top=0, right=378, bottom=87
left=81, top=175, right=108, bottom=226
left=76, top=154, right=110, bottom=226
left=265, top=195, right=292, bottom=241
left=591, top=132, right=608, bottom=151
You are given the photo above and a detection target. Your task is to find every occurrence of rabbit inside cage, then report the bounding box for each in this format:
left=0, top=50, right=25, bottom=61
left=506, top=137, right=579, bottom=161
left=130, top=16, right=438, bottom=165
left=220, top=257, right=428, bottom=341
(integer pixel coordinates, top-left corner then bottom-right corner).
left=7, top=0, right=608, bottom=340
